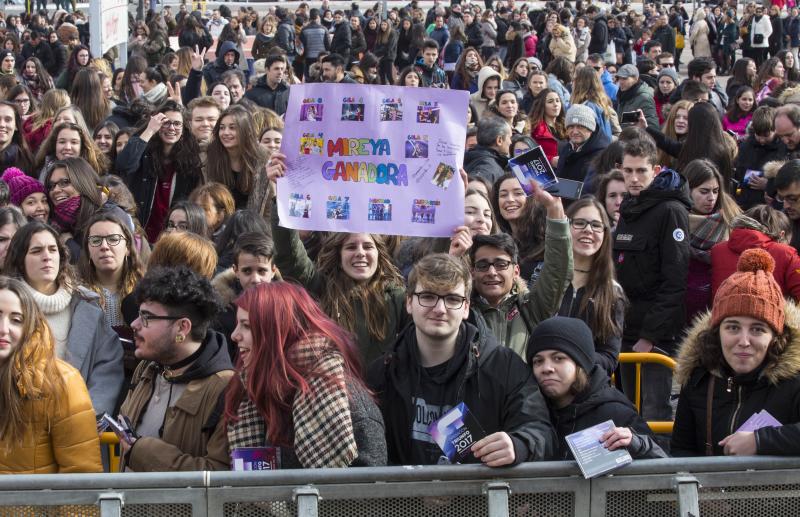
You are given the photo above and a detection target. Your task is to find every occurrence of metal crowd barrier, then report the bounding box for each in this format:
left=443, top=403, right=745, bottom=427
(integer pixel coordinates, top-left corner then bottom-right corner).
left=618, top=352, right=677, bottom=435
left=98, top=353, right=676, bottom=474
left=2, top=456, right=800, bottom=516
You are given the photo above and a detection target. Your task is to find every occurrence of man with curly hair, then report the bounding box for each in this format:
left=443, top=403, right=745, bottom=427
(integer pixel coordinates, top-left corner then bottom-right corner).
left=119, top=266, right=234, bottom=471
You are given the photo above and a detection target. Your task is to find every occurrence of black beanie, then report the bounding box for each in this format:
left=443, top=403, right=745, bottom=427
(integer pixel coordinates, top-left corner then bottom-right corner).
left=526, top=316, right=596, bottom=373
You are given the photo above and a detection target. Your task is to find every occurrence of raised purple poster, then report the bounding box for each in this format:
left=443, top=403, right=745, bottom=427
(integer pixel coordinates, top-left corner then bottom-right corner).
left=277, top=84, right=468, bottom=237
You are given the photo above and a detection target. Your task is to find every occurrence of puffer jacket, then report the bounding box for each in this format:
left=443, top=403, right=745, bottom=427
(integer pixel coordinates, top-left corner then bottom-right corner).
left=202, top=40, right=240, bottom=87
left=549, top=32, right=577, bottom=62
left=548, top=366, right=667, bottom=460
left=0, top=360, right=103, bottom=474
left=711, top=224, right=800, bottom=300
left=472, top=218, right=573, bottom=359
left=613, top=171, right=691, bottom=351
left=672, top=301, right=800, bottom=456
left=615, top=81, right=659, bottom=130
left=120, top=330, right=234, bottom=471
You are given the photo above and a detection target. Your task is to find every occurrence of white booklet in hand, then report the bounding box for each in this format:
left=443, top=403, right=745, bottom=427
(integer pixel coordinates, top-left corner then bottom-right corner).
left=565, top=420, right=633, bottom=479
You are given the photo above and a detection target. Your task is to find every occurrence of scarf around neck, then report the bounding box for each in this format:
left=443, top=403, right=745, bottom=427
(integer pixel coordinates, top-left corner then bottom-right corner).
left=227, top=335, right=358, bottom=468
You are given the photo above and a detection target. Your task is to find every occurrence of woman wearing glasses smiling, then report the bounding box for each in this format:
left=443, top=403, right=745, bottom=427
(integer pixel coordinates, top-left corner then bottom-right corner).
left=557, top=198, right=627, bottom=376
left=3, top=221, right=124, bottom=417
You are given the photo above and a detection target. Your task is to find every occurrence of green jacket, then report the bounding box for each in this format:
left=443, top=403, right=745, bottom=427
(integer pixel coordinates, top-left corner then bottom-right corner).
left=472, top=218, right=573, bottom=359
left=272, top=216, right=409, bottom=365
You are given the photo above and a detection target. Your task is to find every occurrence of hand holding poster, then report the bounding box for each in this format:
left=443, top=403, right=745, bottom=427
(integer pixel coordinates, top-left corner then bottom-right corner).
left=277, top=84, right=469, bottom=237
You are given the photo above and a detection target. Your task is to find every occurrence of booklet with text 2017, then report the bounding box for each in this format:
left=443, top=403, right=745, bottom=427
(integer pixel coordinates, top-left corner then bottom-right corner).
left=507, top=145, right=558, bottom=196
left=428, top=402, right=487, bottom=463
left=565, top=420, right=632, bottom=479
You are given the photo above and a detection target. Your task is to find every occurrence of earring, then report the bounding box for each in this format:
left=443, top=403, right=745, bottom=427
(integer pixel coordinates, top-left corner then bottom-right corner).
left=175, top=334, right=185, bottom=343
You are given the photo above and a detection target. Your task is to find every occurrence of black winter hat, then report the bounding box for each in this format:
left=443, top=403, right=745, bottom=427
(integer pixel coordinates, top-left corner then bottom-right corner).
left=526, top=316, right=596, bottom=373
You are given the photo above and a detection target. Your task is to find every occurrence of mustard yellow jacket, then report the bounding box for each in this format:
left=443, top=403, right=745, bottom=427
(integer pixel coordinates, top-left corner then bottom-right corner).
left=0, top=360, right=103, bottom=474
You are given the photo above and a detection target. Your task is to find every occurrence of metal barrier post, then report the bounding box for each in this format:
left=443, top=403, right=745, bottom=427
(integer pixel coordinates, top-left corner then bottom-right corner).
left=484, top=481, right=510, bottom=517
left=97, top=492, right=124, bottom=517
left=673, top=475, right=700, bottom=517
left=293, top=486, right=320, bottom=517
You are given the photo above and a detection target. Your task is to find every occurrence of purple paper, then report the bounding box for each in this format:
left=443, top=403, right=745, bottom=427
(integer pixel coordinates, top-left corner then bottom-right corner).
left=231, top=447, right=281, bottom=471
left=736, top=410, right=782, bottom=432
left=277, top=84, right=469, bottom=237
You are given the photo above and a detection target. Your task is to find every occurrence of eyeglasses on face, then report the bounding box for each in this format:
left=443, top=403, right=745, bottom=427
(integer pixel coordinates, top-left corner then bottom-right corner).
left=413, top=292, right=467, bottom=310
left=47, top=178, right=71, bottom=191
left=138, top=310, right=182, bottom=328
left=161, top=120, right=183, bottom=130
left=87, top=234, right=125, bottom=247
left=473, top=259, right=514, bottom=272
left=570, top=218, right=606, bottom=233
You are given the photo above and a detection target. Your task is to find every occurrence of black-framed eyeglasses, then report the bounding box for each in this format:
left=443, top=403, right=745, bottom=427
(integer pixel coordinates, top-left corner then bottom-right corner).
left=570, top=218, right=606, bottom=233
left=473, top=259, right=514, bottom=272
left=13, top=97, right=29, bottom=104
left=161, top=120, right=183, bottom=130
left=138, top=310, right=182, bottom=328
left=413, top=292, right=467, bottom=310
left=47, top=178, right=71, bottom=191
left=88, top=234, right=125, bottom=247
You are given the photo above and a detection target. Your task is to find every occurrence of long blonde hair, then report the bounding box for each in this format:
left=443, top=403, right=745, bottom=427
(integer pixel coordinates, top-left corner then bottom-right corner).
left=0, top=276, right=64, bottom=445
left=570, top=66, right=615, bottom=119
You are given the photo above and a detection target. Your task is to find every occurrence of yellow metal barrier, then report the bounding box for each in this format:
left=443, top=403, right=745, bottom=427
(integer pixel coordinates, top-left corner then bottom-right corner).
left=100, top=432, right=121, bottom=473
left=618, top=352, right=677, bottom=435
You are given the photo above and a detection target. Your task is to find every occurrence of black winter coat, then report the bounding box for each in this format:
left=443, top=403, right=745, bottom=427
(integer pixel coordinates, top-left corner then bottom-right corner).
left=367, top=322, right=556, bottom=465
left=588, top=16, right=608, bottom=55
left=672, top=303, right=800, bottom=457
left=613, top=173, right=691, bottom=350
left=555, top=127, right=610, bottom=183
left=465, top=21, right=484, bottom=49
left=549, top=367, right=667, bottom=460
left=115, top=135, right=202, bottom=227
left=733, top=136, right=783, bottom=210
left=244, top=77, right=289, bottom=116
left=464, top=145, right=508, bottom=185
left=331, top=21, right=352, bottom=61
left=652, top=25, right=676, bottom=55
left=558, top=284, right=624, bottom=376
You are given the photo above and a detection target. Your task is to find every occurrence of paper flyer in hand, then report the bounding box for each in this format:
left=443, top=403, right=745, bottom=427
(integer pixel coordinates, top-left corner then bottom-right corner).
left=231, top=447, right=282, bottom=471
left=565, top=420, right=632, bottom=479
left=736, top=410, right=782, bottom=432
left=277, top=84, right=469, bottom=237
left=428, top=402, right=486, bottom=463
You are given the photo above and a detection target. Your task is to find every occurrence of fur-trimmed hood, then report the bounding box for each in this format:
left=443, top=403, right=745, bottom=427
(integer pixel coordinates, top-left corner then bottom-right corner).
left=675, top=300, right=800, bottom=386
left=763, top=160, right=786, bottom=179
left=211, top=268, right=239, bottom=306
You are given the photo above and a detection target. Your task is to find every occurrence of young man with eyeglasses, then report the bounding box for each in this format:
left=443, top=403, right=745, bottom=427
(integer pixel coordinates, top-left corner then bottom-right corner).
left=469, top=183, right=572, bottom=358
left=119, top=266, right=233, bottom=471
left=368, top=253, right=555, bottom=466
left=613, top=138, right=690, bottom=421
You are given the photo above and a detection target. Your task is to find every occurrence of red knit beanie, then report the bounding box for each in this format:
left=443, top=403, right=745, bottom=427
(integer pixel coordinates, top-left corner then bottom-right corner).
left=711, top=248, right=785, bottom=332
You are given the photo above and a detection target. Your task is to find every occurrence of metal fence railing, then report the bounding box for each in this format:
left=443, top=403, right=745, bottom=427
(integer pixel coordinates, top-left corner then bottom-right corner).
left=3, top=456, right=800, bottom=517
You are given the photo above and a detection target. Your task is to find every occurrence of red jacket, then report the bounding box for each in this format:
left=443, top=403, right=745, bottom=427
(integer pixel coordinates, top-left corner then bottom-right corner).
left=711, top=228, right=800, bottom=300
left=531, top=119, right=559, bottom=164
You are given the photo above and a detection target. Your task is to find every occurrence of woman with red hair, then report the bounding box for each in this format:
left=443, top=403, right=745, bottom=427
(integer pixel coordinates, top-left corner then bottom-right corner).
left=224, top=282, right=387, bottom=468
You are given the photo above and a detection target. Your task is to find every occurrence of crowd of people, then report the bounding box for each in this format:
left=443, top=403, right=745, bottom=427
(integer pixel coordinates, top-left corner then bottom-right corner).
left=3, top=0, right=800, bottom=475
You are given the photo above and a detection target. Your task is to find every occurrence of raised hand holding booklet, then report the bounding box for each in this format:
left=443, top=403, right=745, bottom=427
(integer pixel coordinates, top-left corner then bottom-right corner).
left=507, top=145, right=583, bottom=199
left=565, top=420, right=632, bottom=479
left=428, top=402, right=486, bottom=463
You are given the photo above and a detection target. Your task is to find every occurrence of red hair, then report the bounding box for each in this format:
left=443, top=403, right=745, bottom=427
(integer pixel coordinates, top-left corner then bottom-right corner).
left=224, top=281, right=367, bottom=447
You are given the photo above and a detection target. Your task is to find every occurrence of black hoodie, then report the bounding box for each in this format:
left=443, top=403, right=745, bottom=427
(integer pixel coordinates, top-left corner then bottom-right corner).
left=368, top=321, right=555, bottom=465
left=613, top=171, right=691, bottom=350
left=549, top=367, right=668, bottom=460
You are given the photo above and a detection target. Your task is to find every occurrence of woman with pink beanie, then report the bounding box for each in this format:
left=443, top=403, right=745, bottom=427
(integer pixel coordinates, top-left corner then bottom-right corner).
left=1, top=166, right=47, bottom=222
